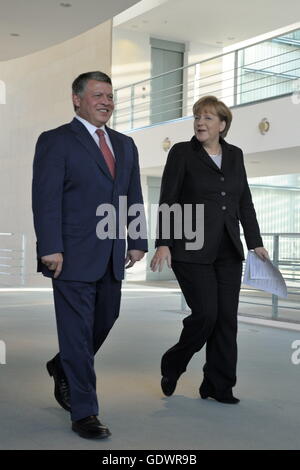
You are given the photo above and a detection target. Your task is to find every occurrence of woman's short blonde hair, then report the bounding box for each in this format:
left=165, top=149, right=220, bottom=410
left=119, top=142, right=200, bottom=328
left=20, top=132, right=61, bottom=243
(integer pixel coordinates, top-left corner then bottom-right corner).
left=193, top=96, right=232, bottom=138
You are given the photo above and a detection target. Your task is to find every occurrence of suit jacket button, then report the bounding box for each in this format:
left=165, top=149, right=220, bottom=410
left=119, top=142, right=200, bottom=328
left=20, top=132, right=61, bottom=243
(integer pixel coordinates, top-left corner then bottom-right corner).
left=222, top=206, right=227, bottom=210
left=221, top=192, right=226, bottom=196
left=220, top=176, right=225, bottom=181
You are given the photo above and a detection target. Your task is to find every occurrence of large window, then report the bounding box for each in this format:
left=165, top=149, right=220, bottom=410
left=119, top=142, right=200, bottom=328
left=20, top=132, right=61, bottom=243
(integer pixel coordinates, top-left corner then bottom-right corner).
left=248, top=174, right=300, bottom=262
left=237, top=31, right=300, bottom=105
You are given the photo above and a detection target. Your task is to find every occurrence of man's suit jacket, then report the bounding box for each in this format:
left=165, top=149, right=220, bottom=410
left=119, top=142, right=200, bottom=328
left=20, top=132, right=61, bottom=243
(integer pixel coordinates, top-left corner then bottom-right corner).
left=32, top=118, right=148, bottom=282
left=156, top=136, right=263, bottom=263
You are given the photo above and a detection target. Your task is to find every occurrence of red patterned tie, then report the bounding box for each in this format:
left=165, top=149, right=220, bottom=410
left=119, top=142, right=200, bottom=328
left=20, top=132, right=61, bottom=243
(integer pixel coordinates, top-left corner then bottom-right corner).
left=96, top=129, right=115, bottom=178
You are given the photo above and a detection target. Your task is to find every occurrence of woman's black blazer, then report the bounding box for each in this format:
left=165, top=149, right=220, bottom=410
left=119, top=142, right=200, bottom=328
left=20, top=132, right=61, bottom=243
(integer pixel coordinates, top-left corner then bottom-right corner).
left=155, top=136, right=263, bottom=263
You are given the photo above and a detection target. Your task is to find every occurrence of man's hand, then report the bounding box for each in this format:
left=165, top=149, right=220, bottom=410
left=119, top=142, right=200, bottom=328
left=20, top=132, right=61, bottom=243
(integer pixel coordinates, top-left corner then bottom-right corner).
left=41, top=253, right=63, bottom=278
left=254, top=247, right=270, bottom=262
left=150, top=246, right=171, bottom=272
left=125, top=250, right=145, bottom=269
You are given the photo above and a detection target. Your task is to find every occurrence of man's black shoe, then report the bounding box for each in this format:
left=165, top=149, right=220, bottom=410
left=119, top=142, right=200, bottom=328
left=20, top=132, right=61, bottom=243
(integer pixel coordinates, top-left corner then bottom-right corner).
left=72, top=416, right=111, bottom=439
left=161, top=376, right=178, bottom=396
left=46, top=357, right=71, bottom=412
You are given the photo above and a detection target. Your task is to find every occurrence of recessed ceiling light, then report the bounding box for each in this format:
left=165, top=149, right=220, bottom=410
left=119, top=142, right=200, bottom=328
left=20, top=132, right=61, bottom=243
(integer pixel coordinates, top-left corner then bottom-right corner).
left=60, top=2, right=72, bottom=7
left=10, top=33, right=20, bottom=37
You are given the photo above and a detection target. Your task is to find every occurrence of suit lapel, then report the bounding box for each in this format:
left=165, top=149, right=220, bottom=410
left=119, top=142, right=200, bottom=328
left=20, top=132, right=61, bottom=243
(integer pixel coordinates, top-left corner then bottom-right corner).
left=69, top=118, right=113, bottom=181
left=191, top=136, right=222, bottom=173
left=220, top=139, right=233, bottom=175
left=201, top=147, right=222, bottom=173
left=191, top=136, right=232, bottom=175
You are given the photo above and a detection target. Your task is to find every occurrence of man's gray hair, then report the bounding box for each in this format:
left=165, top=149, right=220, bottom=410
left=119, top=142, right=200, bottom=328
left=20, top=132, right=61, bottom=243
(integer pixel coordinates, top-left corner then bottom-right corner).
left=72, top=71, right=112, bottom=96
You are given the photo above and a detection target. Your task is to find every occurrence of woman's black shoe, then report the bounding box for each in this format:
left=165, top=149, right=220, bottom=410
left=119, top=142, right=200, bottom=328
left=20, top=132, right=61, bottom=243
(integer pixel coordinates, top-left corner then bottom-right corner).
left=199, top=387, right=240, bottom=404
left=161, top=376, right=178, bottom=396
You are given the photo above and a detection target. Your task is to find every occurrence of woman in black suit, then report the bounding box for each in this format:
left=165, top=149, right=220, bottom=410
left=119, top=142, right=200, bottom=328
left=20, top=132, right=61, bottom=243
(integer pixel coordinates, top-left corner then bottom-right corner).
left=150, top=96, right=269, bottom=404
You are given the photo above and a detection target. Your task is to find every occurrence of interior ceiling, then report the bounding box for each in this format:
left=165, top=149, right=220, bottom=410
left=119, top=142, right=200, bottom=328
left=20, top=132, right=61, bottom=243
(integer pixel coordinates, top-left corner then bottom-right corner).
left=3, top=0, right=300, bottom=62
left=0, top=0, right=140, bottom=61
left=115, top=0, right=300, bottom=48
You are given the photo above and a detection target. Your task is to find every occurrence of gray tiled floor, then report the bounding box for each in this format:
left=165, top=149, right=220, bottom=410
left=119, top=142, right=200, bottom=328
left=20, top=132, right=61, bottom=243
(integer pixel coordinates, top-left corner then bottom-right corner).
left=0, top=286, right=300, bottom=450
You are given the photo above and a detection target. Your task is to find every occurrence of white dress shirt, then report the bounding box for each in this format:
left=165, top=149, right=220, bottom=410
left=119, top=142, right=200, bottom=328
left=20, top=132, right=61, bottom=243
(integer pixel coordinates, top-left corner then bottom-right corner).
left=209, top=153, right=222, bottom=169
left=75, top=115, right=115, bottom=159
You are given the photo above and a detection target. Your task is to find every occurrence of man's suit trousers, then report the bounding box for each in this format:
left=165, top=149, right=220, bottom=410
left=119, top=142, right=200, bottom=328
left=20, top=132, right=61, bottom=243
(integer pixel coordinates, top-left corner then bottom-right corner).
left=52, top=258, right=121, bottom=421
left=161, top=227, right=243, bottom=397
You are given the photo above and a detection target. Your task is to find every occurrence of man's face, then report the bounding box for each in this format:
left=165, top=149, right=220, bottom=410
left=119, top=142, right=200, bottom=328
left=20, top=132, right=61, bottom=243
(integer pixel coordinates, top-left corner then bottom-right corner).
left=72, top=79, right=114, bottom=127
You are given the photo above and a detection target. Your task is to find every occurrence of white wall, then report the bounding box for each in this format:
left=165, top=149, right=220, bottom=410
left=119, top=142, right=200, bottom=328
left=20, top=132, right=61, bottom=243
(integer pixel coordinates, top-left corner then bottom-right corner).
left=112, top=28, right=152, bottom=89
left=112, top=28, right=152, bottom=131
left=0, top=21, right=112, bottom=286
left=186, top=41, right=221, bottom=66
left=112, top=27, right=223, bottom=130
left=112, top=26, right=222, bottom=88
left=128, top=95, right=300, bottom=178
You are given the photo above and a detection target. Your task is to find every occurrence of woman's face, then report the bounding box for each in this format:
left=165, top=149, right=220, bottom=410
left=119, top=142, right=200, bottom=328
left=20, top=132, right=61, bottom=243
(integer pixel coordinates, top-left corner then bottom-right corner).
left=194, top=106, right=226, bottom=146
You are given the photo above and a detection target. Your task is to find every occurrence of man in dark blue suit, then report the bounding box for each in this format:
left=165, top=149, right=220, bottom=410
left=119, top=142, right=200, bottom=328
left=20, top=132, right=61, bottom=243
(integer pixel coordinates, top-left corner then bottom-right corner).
left=32, top=71, right=148, bottom=439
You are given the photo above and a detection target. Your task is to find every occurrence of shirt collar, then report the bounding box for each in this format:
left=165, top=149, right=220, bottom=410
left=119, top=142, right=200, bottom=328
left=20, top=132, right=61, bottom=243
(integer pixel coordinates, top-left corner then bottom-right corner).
left=75, top=115, right=107, bottom=137
left=191, top=135, right=227, bottom=151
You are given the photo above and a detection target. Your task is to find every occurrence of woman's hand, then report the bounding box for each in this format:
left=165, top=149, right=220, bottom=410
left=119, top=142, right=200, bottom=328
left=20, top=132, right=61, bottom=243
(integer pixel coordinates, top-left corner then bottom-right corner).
left=150, top=246, right=172, bottom=272
left=254, top=246, right=270, bottom=261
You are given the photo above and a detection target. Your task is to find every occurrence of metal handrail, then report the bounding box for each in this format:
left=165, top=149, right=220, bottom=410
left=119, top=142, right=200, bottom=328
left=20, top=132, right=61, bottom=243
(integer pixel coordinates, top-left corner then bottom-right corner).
left=115, top=37, right=300, bottom=92
left=113, top=28, right=300, bottom=131
left=0, top=233, right=26, bottom=286
left=180, top=233, right=300, bottom=321
left=114, top=69, right=300, bottom=122
left=115, top=47, right=300, bottom=101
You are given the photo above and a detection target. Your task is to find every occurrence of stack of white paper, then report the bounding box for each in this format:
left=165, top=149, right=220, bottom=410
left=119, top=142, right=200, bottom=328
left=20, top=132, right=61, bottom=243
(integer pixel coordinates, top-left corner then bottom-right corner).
left=243, top=251, right=288, bottom=298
